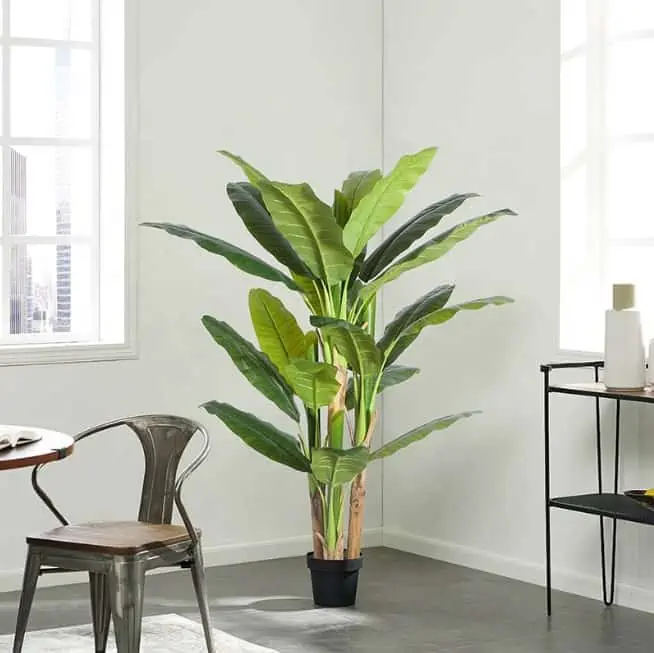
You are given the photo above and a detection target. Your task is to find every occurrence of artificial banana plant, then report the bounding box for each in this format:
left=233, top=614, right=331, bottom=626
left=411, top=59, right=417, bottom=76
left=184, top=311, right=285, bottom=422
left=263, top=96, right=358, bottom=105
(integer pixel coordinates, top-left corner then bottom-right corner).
left=144, top=147, right=514, bottom=561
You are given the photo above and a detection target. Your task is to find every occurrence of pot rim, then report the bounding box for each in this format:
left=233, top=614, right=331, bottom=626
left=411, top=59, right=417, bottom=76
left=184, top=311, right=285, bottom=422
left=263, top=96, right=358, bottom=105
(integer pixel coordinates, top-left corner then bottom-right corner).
left=306, top=552, right=363, bottom=572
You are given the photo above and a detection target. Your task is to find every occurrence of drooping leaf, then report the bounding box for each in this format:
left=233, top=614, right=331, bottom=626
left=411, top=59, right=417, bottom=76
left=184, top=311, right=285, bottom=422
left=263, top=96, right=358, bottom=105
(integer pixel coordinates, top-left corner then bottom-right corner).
left=249, top=289, right=307, bottom=373
left=310, top=317, right=382, bottom=380
left=370, top=412, right=479, bottom=460
left=342, top=147, right=438, bottom=257
left=311, top=447, right=370, bottom=485
left=361, top=193, right=479, bottom=280
left=333, top=189, right=350, bottom=228
left=285, top=359, right=341, bottom=411
left=226, top=182, right=313, bottom=277
left=359, top=210, right=515, bottom=303
left=259, top=181, right=354, bottom=284
left=345, top=365, right=421, bottom=410
left=219, top=150, right=269, bottom=187
left=201, top=316, right=300, bottom=422
left=338, top=170, right=383, bottom=227
left=203, top=401, right=309, bottom=472
left=384, top=296, right=514, bottom=365
left=141, top=222, right=298, bottom=291
left=378, top=284, right=455, bottom=353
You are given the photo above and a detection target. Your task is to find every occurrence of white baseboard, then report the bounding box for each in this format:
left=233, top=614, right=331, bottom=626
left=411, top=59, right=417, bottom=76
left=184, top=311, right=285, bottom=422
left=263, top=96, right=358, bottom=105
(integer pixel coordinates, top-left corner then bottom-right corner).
left=383, top=529, right=654, bottom=614
left=0, top=527, right=384, bottom=594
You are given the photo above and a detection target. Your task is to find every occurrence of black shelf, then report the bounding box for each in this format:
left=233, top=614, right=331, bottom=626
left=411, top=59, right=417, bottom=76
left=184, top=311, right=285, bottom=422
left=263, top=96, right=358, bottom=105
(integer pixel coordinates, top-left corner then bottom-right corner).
left=550, top=494, right=654, bottom=526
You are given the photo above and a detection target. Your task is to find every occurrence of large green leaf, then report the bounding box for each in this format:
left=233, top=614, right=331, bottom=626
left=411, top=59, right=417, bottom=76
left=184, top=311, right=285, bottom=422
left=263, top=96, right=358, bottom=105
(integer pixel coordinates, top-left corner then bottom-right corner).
left=337, top=170, right=383, bottom=228
left=361, top=193, right=478, bottom=280
left=203, top=401, right=309, bottom=472
left=227, top=182, right=313, bottom=277
left=202, top=316, right=300, bottom=422
left=359, top=210, right=515, bottom=303
left=384, top=296, right=514, bottom=365
left=310, top=317, right=382, bottom=379
left=345, top=364, right=421, bottom=410
left=378, top=284, right=455, bottom=353
left=249, top=289, right=306, bottom=372
left=342, top=147, right=437, bottom=257
left=311, top=447, right=370, bottom=485
left=259, top=181, right=354, bottom=285
left=141, top=222, right=298, bottom=290
left=219, top=150, right=269, bottom=187
left=370, top=412, right=479, bottom=460
left=285, top=359, right=341, bottom=411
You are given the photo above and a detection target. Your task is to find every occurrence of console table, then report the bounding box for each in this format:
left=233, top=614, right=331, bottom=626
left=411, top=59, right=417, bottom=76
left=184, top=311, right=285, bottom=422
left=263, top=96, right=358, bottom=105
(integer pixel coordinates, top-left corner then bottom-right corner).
left=542, top=361, right=654, bottom=615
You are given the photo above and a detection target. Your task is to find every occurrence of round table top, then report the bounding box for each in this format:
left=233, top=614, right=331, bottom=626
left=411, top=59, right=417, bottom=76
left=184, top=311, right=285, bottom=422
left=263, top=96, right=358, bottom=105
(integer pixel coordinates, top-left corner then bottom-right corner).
left=0, top=426, right=74, bottom=471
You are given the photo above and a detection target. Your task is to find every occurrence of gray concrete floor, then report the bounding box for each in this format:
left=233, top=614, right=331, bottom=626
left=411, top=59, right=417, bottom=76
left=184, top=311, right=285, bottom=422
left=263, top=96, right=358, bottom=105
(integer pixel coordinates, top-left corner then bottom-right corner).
left=0, top=548, right=653, bottom=652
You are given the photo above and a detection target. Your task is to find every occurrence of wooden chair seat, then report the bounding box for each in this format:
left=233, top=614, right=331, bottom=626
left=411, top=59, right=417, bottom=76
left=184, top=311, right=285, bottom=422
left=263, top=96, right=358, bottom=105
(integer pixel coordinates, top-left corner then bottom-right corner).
left=27, top=521, right=198, bottom=555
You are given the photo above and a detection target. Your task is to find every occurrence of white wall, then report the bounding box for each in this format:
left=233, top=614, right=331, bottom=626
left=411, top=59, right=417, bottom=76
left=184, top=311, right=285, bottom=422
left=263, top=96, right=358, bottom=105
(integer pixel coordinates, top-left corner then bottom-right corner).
left=0, top=0, right=383, bottom=590
left=380, top=0, right=654, bottom=613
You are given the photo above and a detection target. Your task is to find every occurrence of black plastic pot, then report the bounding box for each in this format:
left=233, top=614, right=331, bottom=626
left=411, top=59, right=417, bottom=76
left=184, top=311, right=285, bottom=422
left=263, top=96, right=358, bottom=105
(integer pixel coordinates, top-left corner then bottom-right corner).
left=306, top=552, right=363, bottom=607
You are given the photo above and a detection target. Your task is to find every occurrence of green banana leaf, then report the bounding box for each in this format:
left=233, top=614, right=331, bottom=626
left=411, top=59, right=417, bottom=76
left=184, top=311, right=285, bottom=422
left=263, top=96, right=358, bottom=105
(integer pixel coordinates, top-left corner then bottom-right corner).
left=361, top=193, right=478, bottom=280
left=384, top=296, right=514, bottom=365
left=370, top=412, right=479, bottom=460
left=226, top=182, right=313, bottom=277
left=219, top=150, right=269, bottom=187
left=311, top=317, right=382, bottom=380
left=338, top=170, right=383, bottom=227
left=378, top=284, right=455, bottom=352
left=342, top=147, right=437, bottom=257
left=345, top=364, right=421, bottom=410
left=292, top=274, right=322, bottom=314
left=311, top=447, right=370, bottom=485
left=359, top=210, right=515, bottom=303
left=333, top=189, right=350, bottom=228
left=202, top=316, right=300, bottom=422
left=203, top=401, right=310, bottom=472
left=259, top=181, right=354, bottom=285
left=141, top=222, right=297, bottom=291
left=249, top=289, right=306, bottom=372
left=284, top=359, right=341, bottom=411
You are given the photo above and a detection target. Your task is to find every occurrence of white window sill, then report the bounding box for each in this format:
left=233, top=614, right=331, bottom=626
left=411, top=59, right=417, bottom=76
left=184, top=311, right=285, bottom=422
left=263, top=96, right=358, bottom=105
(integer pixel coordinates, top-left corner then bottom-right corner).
left=0, top=342, right=138, bottom=367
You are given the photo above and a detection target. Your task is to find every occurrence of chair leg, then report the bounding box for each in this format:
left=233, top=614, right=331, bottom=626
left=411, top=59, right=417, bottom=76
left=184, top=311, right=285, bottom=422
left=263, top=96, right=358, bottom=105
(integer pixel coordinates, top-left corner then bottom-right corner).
left=189, top=542, right=216, bottom=653
left=89, top=572, right=111, bottom=653
left=12, top=549, right=41, bottom=653
left=108, top=559, right=146, bottom=653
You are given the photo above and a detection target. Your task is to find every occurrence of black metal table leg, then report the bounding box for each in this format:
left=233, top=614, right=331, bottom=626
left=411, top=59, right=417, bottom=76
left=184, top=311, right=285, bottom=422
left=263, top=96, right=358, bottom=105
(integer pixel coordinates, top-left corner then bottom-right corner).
left=544, top=368, right=552, bottom=616
left=599, top=399, right=620, bottom=606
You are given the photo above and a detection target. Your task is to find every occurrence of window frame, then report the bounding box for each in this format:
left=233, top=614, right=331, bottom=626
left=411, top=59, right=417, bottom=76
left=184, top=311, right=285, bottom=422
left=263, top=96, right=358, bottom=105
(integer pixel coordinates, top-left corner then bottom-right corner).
left=0, top=0, right=137, bottom=366
left=560, top=0, right=654, bottom=356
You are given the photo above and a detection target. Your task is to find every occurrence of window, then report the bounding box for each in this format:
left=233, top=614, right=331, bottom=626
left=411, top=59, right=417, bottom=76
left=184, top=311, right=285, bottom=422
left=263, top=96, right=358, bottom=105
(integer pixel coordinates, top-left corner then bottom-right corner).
left=561, top=1, right=654, bottom=352
left=0, top=0, right=131, bottom=364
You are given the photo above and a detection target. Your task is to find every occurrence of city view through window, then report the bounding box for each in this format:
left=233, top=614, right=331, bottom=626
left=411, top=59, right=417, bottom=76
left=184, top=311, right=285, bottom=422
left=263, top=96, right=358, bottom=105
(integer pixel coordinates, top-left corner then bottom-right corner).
left=4, top=0, right=96, bottom=342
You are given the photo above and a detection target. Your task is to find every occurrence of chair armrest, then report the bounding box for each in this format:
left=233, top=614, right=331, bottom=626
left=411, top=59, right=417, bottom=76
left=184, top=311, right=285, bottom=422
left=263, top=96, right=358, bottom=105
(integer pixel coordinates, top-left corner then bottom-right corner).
left=174, top=424, right=211, bottom=547
left=31, top=464, right=69, bottom=526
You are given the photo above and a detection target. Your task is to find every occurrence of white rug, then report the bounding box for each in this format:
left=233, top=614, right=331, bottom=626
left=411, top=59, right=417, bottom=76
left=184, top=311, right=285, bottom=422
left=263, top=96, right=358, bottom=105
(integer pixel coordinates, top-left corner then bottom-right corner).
left=0, top=614, right=278, bottom=652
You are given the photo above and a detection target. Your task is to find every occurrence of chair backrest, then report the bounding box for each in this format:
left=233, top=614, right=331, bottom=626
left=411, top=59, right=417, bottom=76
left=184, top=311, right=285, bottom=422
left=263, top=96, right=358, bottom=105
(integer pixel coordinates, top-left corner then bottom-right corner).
left=75, top=415, right=206, bottom=525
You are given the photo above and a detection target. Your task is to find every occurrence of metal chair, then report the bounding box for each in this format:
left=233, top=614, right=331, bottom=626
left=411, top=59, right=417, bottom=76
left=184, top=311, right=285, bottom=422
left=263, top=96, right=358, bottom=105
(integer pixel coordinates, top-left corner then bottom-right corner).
left=12, top=415, right=216, bottom=653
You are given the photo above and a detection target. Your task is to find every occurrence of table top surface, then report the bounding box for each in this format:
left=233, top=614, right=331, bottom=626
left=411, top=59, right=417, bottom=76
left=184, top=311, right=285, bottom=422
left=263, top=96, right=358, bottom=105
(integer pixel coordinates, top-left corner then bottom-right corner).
left=549, top=382, right=654, bottom=403
left=0, top=426, right=74, bottom=471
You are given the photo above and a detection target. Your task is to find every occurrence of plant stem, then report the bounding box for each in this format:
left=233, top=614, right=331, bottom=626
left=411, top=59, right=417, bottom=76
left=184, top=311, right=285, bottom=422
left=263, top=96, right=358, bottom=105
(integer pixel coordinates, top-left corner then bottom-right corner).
left=310, top=481, right=324, bottom=559
left=346, top=470, right=367, bottom=560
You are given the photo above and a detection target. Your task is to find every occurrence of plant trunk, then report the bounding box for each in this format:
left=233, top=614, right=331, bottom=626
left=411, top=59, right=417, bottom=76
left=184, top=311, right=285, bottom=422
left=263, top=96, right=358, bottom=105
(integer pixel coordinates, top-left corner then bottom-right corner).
left=310, top=486, right=324, bottom=559
left=346, top=470, right=366, bottom=560
left=327, top=361, right=347, bottom=449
